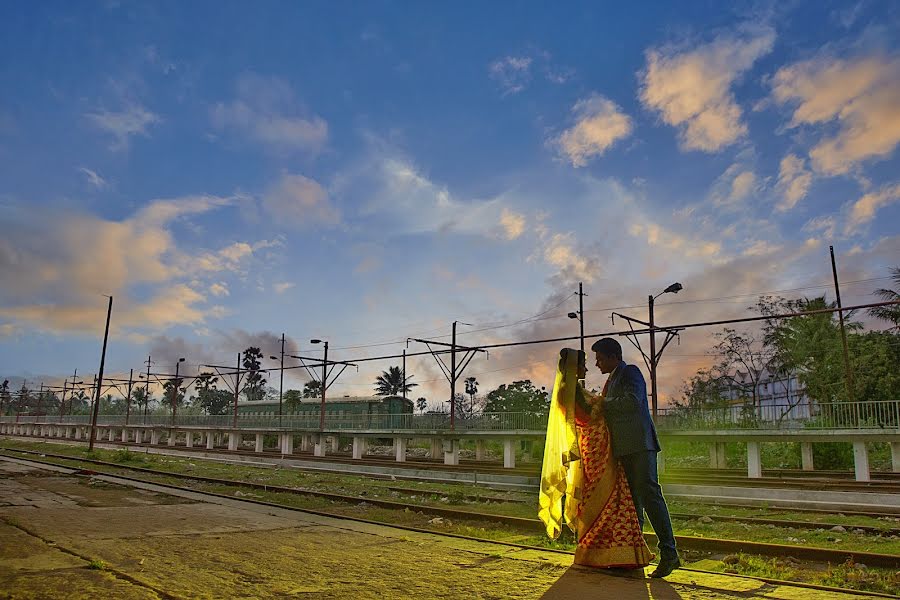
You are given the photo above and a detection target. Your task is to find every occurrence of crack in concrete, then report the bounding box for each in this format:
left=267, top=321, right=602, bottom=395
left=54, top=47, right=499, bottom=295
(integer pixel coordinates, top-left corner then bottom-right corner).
left=1, top=516, right=182, bottom=600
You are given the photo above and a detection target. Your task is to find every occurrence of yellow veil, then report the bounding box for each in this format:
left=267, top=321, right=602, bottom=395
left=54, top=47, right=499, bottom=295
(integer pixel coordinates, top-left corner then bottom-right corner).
left=537, top=348, right=583, bottom=539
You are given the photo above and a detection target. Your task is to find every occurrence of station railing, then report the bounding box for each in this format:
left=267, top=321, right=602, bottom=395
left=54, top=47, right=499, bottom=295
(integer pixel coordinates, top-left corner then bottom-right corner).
left=0, top=411, right=549, bottom=432
left=654, top=399, right=900, bottom=430
left=4, top=401, right=898, bottom=431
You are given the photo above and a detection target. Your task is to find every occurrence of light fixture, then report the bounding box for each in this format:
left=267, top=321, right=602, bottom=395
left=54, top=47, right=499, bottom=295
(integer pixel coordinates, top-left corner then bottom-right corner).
left=567, top=312, right=578, bottom=319
left=663, top=282, right=683, bottom=295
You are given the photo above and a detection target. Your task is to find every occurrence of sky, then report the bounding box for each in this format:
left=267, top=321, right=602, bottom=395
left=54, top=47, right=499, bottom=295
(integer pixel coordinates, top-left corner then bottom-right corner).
left=1, top=1, right=898, bottom=408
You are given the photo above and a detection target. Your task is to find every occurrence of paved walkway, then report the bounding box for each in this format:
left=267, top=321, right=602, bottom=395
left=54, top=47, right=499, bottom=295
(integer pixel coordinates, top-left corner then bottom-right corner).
left=0, top=457, right=882, bottom=599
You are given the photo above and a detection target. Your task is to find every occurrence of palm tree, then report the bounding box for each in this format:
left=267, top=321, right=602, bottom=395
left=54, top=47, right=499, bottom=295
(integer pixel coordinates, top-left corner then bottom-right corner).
left=374, top=366, right=417, bottom=397
left=869, top=267, right=900, bottom=330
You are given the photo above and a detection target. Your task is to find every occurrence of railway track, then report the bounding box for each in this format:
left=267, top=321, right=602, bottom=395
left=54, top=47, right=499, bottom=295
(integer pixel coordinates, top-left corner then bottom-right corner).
left=6, top=436, right=900, bottom=517
left=668, top=466, right=900, bottom=481
left=3, top=446, right=898, bottom=571
left=11, top=433, right=900, bottom=495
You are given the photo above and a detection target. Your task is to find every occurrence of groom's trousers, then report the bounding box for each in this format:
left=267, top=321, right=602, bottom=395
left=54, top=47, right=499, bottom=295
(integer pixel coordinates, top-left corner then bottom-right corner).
left=619, top=450, right=678, bottom=559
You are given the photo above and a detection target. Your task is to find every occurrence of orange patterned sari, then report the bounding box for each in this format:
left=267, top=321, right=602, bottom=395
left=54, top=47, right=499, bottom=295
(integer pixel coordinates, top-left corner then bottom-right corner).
left=539, top=348, right=652, bottom=569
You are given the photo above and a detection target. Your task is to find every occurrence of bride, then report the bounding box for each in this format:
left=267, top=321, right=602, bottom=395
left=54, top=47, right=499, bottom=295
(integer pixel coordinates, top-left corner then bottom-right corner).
left=538, top=348, right=652, bottom=569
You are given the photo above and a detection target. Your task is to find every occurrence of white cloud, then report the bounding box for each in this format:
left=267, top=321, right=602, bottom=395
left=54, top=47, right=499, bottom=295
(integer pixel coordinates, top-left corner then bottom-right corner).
left=802, top=215, right=837, bottom=239
left=211, top=73, right=327, bottom=153
left=542, top=233, right=601, bottom=284
left=845, top=182, right=900, bottom=234
left=78, top=167, right=109, bottom=190
left=775, top=154, right=813, bottom=211
left=710, top=163, right=758, bottom=207
left=742, top=240, right=781, bottom=257
left=488, top=56, right=533, bottom=95
left=262, top=173, right=339, bottom=227
left=273, top=282, right=295, bottom=294
left=86, top=103, right=160, bottom=151
left=351, top=153, right=524, bottom=239
left=209, top=282, right=229, bottom=297
left=639, top=25, right=775, bottom=152
left=499, top=208, right=526, bottom=240
left=629, top=222, right=722, bottom=259
left=555, top=94, right=633, bottom=167
left=772, top=54, right=900, bottom=175
left=194, top=239, right=280, bottom=274
left=0, top=195, right=249, bottom=335
left=0, top=322, right=20, bottom=338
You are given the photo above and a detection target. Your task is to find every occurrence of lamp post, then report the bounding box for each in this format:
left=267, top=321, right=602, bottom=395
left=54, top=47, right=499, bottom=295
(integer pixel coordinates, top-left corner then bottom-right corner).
left=310, top=339, right=328, bottom=429
left=171, top=358, right=185, bottom=426
left=270, top=333, right=286, bottom=427
left=649, top=282, right=683, bottom=418
left=568, top=282, right=586, bottom=355
left=88, top=294, right=113, bottom=451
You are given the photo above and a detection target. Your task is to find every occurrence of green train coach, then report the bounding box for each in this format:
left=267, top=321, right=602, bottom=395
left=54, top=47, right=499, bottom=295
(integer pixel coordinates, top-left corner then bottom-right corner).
left=237, top=395, right=414, bottom=428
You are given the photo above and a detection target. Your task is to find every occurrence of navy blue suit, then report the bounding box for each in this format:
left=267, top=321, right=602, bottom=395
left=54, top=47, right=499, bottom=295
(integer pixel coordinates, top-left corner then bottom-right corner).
left=602, top=361, right=677, bottom=560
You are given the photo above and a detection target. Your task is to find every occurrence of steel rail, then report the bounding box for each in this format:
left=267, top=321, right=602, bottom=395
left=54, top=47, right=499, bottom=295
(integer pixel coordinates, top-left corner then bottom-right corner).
left=3, top=447, right=898, bottom=570
left=659, top=473, right=900, bottom=493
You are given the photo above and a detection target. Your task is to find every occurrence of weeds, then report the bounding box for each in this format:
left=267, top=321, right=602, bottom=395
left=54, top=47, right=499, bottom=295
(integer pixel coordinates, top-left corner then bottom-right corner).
left=88, top=559, right=106, bottom=570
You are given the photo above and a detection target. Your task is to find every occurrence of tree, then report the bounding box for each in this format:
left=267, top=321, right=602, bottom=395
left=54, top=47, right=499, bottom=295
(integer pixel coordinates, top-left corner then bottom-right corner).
left=676, top=368, right=729, bottom=409
left=284, top=389, right=304, bottom=411
left=0, top=380, right=10, bottom=415
left=200, top=390, right=233, bottom=415
left=302, top=380, right=322, bottom=398
left=869, top=267, right=900, bottom=330
left=16, top=382, right=32, bottom=413
left=36, top=390, right=60, bottom=415
left=762, top=296, right=855, bottom=405
left=242, top=347, right=267, bottom=403
left=194, top=373, right=232, bottom=415
left=162, top=377, right=186, bottom=410
left=69, top=389, right=90, bottom=414
left=415, top=397, right=428, bottom=412
left=374, top=366, right=417, bottom=396
left=132, top=387, right=153, bottom=416
left=99, top=393, right=127, bottom=414
left=709, top=327, right=779, bottom=408
left=483, top=380, right=549, bottom=414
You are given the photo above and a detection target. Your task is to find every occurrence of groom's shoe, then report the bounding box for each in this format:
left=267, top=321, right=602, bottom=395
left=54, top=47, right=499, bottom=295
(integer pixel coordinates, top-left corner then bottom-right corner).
left=649, top=556, right=680, bottom=578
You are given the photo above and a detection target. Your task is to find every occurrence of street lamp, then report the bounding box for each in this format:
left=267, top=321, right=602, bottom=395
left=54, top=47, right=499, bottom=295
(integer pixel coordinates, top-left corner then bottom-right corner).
left=310, top=339, right=328, bottom=429
left=270, top=332, right=285, bottom=427
left=649, top=282, right=683, bottom=418
left=171, top=358, right=185, bottom=426
left=568, top=282, right=586, bottom=355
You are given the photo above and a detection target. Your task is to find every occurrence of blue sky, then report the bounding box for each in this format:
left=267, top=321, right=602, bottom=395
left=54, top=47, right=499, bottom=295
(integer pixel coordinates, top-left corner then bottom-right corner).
left=1, top=1, right=898, bottom=405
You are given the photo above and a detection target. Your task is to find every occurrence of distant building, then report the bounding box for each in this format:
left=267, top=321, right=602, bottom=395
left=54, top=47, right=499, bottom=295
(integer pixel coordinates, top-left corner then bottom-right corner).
left=721, top=368, right=813, bottom=420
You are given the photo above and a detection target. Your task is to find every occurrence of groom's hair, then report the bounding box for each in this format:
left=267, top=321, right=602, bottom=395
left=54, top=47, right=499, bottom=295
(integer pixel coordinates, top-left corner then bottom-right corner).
left=591, top=337, right=622, bottom=360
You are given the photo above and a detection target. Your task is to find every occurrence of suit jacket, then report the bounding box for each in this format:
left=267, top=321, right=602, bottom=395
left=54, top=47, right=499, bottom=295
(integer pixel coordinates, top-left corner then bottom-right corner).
left=602, top=361, right=661, bottom=457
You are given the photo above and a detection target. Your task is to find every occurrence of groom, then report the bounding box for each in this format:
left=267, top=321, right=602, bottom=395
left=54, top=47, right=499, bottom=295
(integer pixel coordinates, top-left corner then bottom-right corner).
left=590, top=337, right=680, bottom=578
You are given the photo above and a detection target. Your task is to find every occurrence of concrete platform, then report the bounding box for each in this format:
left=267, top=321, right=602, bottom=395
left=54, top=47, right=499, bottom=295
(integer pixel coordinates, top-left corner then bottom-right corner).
left=0, top=457, right=884, bottom=599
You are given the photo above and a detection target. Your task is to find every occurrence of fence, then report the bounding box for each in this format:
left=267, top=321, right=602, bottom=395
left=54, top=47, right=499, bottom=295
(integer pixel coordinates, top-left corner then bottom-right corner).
left=655, top=399, right=900, bottom=430
left=0, top=411, right=549, bottom=432
left=4, top=402, right=899, bottom=431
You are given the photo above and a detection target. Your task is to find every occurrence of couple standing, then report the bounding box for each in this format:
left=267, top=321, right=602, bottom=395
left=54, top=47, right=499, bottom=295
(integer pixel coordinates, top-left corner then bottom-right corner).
left=538, top=338, right=680, bottom=578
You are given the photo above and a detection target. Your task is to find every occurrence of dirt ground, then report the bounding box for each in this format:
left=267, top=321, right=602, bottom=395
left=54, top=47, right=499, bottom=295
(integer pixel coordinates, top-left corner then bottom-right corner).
left=0, top=457, right=883, bottom=599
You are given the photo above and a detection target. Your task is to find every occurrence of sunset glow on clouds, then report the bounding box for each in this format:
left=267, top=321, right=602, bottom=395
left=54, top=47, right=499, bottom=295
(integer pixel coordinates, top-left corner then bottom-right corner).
left=1, top=2, right=898, bottom=405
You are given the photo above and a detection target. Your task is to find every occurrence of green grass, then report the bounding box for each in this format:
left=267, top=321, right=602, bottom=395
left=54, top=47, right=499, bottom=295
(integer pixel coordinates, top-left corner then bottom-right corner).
left=704, top=554, right=900, bottom=596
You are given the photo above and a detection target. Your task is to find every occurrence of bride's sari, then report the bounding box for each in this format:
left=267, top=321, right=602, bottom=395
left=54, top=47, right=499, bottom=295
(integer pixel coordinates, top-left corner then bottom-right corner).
left=538, top=348, right=652, bottom=568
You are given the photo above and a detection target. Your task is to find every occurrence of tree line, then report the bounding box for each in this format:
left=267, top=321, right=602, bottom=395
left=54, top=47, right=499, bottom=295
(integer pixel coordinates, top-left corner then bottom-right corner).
left=677, top=268, right=900, bottom=413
